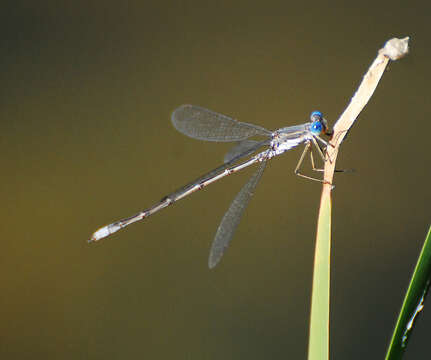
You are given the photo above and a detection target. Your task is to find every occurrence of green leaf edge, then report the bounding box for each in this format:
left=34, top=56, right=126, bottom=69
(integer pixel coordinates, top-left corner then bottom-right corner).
left=385, top=225, right=431, bottom=360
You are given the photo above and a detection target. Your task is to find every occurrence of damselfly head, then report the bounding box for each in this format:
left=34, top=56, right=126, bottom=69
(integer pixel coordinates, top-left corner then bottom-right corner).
left=310, top=110, right=331, bottom=136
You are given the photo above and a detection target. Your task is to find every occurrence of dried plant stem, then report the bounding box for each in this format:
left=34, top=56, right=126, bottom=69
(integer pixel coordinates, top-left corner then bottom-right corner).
left=308, top=37, right=410, bottom=360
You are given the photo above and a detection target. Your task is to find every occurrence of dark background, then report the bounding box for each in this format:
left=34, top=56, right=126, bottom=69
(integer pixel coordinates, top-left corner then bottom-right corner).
left=1, top=1, right=430, bottom=359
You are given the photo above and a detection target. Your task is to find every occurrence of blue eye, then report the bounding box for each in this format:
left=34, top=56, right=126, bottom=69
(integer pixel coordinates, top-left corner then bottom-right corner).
left=311, top=121, right=323, bottom=135
left=310, top=111, right=322, bottom=120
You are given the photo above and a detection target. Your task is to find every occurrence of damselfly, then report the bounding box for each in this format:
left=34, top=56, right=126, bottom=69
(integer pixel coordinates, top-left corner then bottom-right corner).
left=89, top=105, right=334, bottom=268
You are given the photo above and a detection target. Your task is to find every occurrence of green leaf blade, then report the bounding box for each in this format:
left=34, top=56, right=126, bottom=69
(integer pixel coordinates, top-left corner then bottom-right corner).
left=308, top=191, right=332, bottom=360
left=385, top=225, right=431, bottom=360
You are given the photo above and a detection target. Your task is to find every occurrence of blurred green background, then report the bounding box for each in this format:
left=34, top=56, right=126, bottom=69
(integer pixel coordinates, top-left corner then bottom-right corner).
left=1, top=1, right=430, bottom=359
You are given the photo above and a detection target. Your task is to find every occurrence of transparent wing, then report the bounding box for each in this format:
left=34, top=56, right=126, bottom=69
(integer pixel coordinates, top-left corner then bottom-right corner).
left=223, top=139, right=271, bottom=163
left=208, top=160, right=267, bottom=268
left=171, top=104, right=272, bottom=142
